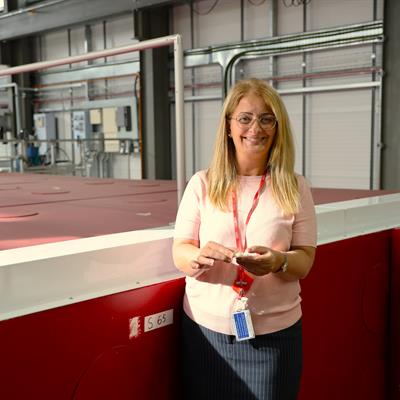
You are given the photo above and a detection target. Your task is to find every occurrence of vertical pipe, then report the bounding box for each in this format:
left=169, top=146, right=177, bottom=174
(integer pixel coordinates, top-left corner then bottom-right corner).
left=301, top=2, right=307, bottom=176
left=67, top=28, right=76, bottom=175
left=11, top=83, right=23, bottom=172
left=50, top=143, right=56, bottom=165
left=19, top=140, right=25, bottom=173
left=103, top=20, right=108, bottom=179
left=174, top=35, right=186, bottom=203
left=369, top=0, right=378, bottom=189
left=12, top=84, right=22, bottom=137
left=84, top=25, right=93, bottom=102
left=103, top=21, right=108, bottom=99
left=370, top=72, right=376, bottom=190
left=190, top=1, right=196, bottom=175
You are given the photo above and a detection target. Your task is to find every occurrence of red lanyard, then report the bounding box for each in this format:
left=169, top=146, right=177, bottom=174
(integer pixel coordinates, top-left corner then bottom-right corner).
left=232, top=173, right=267, bottom=296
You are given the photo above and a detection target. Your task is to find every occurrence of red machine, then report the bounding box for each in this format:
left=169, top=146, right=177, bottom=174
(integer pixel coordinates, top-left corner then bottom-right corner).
left=1, top=173, right=399, bottom=399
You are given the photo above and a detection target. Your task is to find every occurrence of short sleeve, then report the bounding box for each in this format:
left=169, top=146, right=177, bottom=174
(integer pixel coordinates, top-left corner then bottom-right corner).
left=173, top=173, right=203, bottom=241
left=291, top=176, right=317, bottom=247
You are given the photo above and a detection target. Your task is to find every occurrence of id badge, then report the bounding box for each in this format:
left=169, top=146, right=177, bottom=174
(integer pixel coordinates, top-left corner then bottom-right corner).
left=231, top=308, right=255, bottom=341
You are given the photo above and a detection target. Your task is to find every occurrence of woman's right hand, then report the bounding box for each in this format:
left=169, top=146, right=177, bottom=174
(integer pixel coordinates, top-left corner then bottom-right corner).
left=190, top=241, right=235, bottom=271
left=173, top=239, right=235, bottom=276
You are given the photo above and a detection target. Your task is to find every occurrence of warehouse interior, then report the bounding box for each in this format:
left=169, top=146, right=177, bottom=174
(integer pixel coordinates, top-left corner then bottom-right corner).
left=0, top=0, right=399, bottom=189
left=1, top=1, right=400, bottom=399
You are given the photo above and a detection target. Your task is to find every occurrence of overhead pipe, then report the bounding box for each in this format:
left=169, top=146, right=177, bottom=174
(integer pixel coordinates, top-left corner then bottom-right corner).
left=179, top=20, right=383, bottom=96
left=0, top=0, right=68, bottom=20
left=184, top=20, right=383, bottom=67
left=225, top=33, right=383, bottom=96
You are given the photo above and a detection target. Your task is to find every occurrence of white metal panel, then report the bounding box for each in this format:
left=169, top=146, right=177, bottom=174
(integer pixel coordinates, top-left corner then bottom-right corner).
left=277, top=0, right=382, bottom=36
left=316, top=193, right=400, bottom=244
left=193, top=64, right=222, bottom=94
left=172, top=3, right=192, bottom=50
left=171, top=99, right=193, bottom=182
left=106, top=15, right=139, bottom=63
left=307, top=46, right=375, bottom=73
left=280, top=94, right=303, bottom=175
left=376, top=0, right=384, bottom=19
left=69, top=27, right=86, bottom=68
left=243, top=1, right=271, bottom=40
left=111, top=153, right=140, bottom=179
left=40, top=30, right=68, bottom=59
left=89, top=21, right=110, bottom=66
left=55, top=111, right=73, bottom=160
left=277, top=0, right=303, bottom=36
left=0, top=142, right=12, bottom=160
left=2, top=193, right=399, bottom=321
left=194, top=99, right=221, bottom=171
left=308, top=73, right=373, bottom=88
left=306, top=45, right=377, bottom=87
left=239, top=58, right=272, bottom=81
left=173, top=0, right=276, bottom=47
left=90, top=75, right=135, bottom=100
left=0, top=229, right=182, bottom=321
left=182, top=102, right=195, bottom=178
left=193, top=0, right=240, bottom=48
left=306, top=90, right=372, bottom=188
left=307, top=0, right=375, bottom=31
left=91, top=21, right=106, bottom=53
left=275, top=54, right=303, bottom=90
left=40, top=30, right=69, bottom=72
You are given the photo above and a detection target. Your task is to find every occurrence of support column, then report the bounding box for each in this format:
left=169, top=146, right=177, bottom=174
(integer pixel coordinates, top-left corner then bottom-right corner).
left=135, top=6, right=172, bottom=179
left=381, top=0, right=400, bottom=189
left=0, top=37, right=34, bottom=135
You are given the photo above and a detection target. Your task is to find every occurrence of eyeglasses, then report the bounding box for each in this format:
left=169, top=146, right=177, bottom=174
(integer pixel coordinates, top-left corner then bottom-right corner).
left=231, top=113, right=277, bottom=130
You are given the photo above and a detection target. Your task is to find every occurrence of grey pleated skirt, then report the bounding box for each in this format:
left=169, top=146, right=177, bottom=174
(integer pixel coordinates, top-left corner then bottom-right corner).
left=181, top=312, right=302, bottom=400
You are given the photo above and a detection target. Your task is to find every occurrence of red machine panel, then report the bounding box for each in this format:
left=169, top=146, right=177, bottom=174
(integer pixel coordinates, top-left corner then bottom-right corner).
left=391, top=228, right=400, bottom=400
left=0, top=278, right=185, bottom=400
left=299, top=231, right=390, bottom=400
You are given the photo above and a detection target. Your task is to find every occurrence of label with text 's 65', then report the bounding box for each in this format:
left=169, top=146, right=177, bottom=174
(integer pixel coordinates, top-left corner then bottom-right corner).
left=144, top=309, right=174, bottom=332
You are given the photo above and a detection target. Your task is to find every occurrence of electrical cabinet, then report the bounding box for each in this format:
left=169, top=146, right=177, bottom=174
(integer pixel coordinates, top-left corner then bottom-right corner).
left=72, top=111, right=90, bottom=142
left=33, top=113, right=56, bottom=157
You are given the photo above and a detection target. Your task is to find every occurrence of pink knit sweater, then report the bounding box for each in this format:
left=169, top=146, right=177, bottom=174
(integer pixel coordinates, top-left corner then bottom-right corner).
left=174, top=170, right=317, bottom=335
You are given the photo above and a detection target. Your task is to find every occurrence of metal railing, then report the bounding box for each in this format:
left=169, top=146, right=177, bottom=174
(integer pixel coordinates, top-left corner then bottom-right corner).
left=0, top=34, right=186, bottom=203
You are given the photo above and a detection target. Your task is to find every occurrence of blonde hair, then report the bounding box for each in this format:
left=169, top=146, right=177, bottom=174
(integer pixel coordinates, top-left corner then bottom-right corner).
left=207, top=78, right=299, bottom=215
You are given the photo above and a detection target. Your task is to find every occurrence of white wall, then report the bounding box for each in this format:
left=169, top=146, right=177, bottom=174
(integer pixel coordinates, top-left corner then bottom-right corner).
left=172, top=0, right=383, bottom=189
left=32, top=0, right=383, bottom=188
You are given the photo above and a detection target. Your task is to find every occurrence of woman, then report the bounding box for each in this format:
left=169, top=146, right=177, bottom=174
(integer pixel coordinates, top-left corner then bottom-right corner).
left=173, top=78, right=317, bottom=400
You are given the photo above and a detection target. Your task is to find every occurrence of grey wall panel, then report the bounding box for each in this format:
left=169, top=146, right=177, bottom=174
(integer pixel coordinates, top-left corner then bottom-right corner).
left=306, top=90, right=372, bottom=189
left=281, top=94, right=303, bottom=175
left=194, top=99, right=221, bottom=172
left=308, top=0, right=375, bottom=30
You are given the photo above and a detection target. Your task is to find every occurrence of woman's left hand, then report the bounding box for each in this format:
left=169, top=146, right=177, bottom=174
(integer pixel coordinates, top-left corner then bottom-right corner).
left=235, top=245, right=285, bottom=276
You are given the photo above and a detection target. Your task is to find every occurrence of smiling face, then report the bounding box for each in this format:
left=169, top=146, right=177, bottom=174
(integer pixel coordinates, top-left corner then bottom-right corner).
left=229, top=93, right=276, bottom=175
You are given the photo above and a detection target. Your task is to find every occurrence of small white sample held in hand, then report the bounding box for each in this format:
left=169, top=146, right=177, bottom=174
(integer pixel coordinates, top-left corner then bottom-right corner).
left=234, top=251, right=258, bottom=258
left=232, top=251, right=258, bottom=265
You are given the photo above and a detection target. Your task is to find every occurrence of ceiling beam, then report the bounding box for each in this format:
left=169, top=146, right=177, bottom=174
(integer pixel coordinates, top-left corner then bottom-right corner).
left=0, top=0, right=180, bottom=41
